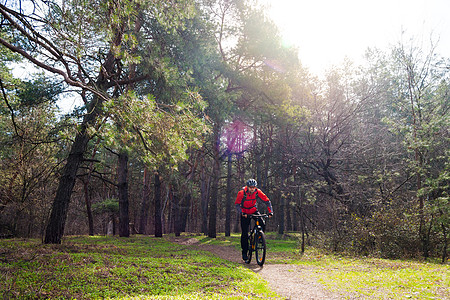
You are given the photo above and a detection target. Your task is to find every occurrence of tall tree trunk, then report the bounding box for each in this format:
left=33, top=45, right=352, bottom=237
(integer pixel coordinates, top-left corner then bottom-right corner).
left=44, top=123, right=92, bottom=244
left=181, top=194, right=191, bottom=232
left=277, top=172, right=286, bottom=235
left=190, top=193, right=198, bottom=232
left=83, top=180, right=94, bottom=236
left=154, top=172, right=163, bottom=237
left=225, top=153, right=232, bottom=236
left=254, top=125, right=262, bottom=187
left=286, top=201, right=292, bottom=232
left=297, top=200, right=305, bottom=254
left=417, top=165, right=428, bottom=258
left=200, top=154, right=209, bottom=235
left=405, top=66, right=428, bottom=258
left=277, top=192, right=285, bottom=235
left=118, top=152, right=130, bottom=237
left=44, top=36, right=121, bottom=243
left=262, top=123, right=273, bottom=190
left=292, top=183, right=299, bottom=232
left=83, top=142, right=100, bottom=236
left=172, top=192, right=181, bottom=237
left=139, top=167, right=151, bottom=234
left=234, top=153, right=244, bottom=234
left=208, top=124, right=221, bottom=238
left=441, top=216, right=448, bottom=263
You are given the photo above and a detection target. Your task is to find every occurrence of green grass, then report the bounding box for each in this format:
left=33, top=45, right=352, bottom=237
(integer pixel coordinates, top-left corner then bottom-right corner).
left=192, top=232, right=450, bottom=299
left=0, top=236, right=279, bottom=299
left=304, top=256, right=449, bottom=299
left=1, top=233, right=448, bottom=299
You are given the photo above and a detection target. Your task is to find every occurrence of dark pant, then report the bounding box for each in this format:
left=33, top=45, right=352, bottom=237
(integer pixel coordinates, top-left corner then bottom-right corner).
left=240, top=216, right=251, bottom=253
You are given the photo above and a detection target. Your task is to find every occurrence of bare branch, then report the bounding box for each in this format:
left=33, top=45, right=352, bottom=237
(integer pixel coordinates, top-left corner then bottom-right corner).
left=0, top=77, right=22, bottom=137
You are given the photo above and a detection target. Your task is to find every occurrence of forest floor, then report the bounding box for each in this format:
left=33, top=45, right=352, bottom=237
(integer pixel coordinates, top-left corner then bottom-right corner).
left=2, top=236, right=447, bottom=299
left=169, top=236, right=355, bottom=299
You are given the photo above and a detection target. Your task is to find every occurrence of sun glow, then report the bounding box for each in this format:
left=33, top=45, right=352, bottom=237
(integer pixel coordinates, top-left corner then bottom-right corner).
left=260, top=0, right=450, bottom=75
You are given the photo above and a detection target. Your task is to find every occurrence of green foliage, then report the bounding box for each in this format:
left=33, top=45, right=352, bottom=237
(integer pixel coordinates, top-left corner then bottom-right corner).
left=92, top=198, right=119, bottom=214
left=349, top=208, right=422, bottom=259
left=1, top=0, right=448, bottom=263
left=16, top=76, right=64, bottom=107
left=0, top=236, right=276, bottom=299
left=0, top=27, right=21, bottom=69
left=239, top=8, right=281, bottom=61
left=0, top=73, right=69, bottom=238
left=102, top=90, right=209, bottom=169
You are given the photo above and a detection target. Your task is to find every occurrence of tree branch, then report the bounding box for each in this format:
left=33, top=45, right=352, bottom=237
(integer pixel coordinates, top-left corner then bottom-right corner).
left=0, top=37, right=110, bottom=103
left=0, top=77, right=22, bottom=137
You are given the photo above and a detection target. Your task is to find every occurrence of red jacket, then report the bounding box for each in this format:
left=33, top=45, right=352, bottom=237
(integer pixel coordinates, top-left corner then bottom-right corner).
left=235, top=186, right=273, bottom=215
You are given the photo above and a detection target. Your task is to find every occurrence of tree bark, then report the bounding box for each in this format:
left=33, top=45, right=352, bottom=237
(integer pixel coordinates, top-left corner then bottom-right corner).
left=181, top=194, right=191, bottom=232
left=118, top=152, right=130, bottom=237
left=154, top=172, right=163, bottom=237
left=139, top=167, right=151, bottom=234
left=44, top=30, right=121, bottom=243
left=208, top=124, right=221, bottom=238
left=44, top=123, right=92, bottom=244
left=441, top=218, right=448, bottom=263
left=83, top=180, right=94, bottom=236
left=277, top=191, right=285, bottom=235
left=82, top=143, right=100, bottom=236
left=200, top=154, right=209, bottom=235
left=172, top=192, right=181, bottom=237
left=277, top=172, right=286, bottom=235
left=225, top=152, right=232, bottom=236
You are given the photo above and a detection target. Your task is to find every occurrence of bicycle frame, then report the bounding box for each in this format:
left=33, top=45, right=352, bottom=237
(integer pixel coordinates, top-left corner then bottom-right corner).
left=244, top=213, right=268, bottom=266
left=251, top=215, right=266, bottom=244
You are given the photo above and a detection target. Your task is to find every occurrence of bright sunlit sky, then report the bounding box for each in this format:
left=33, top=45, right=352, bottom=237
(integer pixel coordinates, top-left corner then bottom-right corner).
left=259, top=0, right=450, bottom=75
left=12, top=1, right=450, bottom=80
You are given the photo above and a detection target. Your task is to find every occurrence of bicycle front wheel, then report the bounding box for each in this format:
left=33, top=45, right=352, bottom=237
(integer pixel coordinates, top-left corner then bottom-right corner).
left=255, top=231, right=266, bottom=266
left=245, top=232, right=253, bottom=264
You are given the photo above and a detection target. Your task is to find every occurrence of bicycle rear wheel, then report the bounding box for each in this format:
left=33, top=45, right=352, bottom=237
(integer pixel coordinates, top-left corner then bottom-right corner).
left=255, top=231, right=266, bottom=266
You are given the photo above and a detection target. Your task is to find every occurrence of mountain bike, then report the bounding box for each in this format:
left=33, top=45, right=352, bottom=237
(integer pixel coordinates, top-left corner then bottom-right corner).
left=244, top=213, right=269, bottom=266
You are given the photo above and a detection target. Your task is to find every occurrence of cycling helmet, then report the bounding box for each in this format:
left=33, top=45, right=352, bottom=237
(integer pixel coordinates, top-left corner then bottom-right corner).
left=246, top=178, right=257, bottom=187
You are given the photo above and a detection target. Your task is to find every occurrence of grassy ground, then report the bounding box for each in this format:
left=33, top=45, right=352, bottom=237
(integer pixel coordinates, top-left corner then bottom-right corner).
left=1, top=233, right=448, bottom=299
left=195, top=232, right=450, bottom=299
left=0, top=236, right=278, bottom=299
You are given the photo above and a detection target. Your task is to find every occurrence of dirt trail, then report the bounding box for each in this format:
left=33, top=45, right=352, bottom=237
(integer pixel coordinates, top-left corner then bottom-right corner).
left=170, top=237, right=351, bottom=300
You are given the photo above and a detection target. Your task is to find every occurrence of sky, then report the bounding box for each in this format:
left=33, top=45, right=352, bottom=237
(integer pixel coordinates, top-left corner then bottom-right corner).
left=259, top=0, right=450, bottom=75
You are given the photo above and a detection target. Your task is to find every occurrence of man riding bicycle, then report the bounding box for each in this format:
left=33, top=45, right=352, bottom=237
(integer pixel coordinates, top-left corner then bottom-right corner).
left=235, top=179, right=273, bottom=261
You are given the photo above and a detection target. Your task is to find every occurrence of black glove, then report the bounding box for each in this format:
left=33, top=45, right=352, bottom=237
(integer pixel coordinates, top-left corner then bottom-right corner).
left=268, top=212, right=273, bottom=217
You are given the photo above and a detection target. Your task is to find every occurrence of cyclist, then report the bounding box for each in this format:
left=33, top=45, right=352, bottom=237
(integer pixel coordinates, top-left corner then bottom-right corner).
left=235, top=178, right=273, bottom=261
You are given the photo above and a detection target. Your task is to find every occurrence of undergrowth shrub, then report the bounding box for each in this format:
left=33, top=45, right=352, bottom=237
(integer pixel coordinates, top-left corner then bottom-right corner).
left=304, top=204, right=448, bottom=260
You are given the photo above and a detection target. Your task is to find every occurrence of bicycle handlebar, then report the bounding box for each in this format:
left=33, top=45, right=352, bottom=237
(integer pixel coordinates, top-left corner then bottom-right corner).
left=248, top=213, right=269, bottom=218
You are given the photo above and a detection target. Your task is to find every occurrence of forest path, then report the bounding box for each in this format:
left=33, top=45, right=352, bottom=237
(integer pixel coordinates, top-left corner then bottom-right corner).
left=168, top=236, right=355, bottom=300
